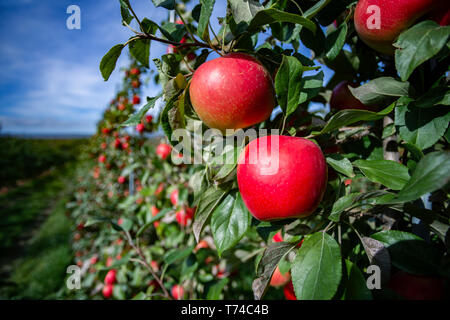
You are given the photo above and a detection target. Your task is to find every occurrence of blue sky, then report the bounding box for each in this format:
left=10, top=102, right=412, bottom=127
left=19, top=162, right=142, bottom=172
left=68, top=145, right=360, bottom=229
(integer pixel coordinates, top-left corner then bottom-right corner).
left=0, top=0, right=331, bottom=135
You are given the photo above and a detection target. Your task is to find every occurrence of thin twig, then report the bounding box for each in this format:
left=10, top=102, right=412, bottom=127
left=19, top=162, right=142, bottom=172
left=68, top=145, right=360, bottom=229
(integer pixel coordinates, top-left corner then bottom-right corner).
left=124, top=230, right=172, bottom=299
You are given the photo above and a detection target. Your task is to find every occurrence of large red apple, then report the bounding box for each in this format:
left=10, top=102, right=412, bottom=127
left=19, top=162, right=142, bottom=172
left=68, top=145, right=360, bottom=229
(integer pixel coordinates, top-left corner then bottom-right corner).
left=354, top=0, right=443, bottom=55
left=330, top=81, right=372, bottom=111
left=388, top=271, right=445, bottom=300
left=270, top=266, right=291, bottom=287
left=237, top=135, right=327, bottom=221
left=189, top=53, right=276, bottom=132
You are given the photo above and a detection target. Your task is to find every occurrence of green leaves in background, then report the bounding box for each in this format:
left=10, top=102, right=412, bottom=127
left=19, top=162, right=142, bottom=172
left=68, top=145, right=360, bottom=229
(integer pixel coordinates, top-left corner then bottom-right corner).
left=313, top=103, right=395, bottom=135
left=291, top=232, right=342, bottom=300
left=298, top=71, right=324, bottom=105
left=394, top=21, right=450, bottom=81
left=394, top=151, right=450, bottom=203
left=211, top=191, right=251, bottom=256
left=159, top=22, right=187, bottom=42
left=120, top=94, right=162, bottom=127
left=151, top=0, right=175, bottom=10
left=325, top=23, right=347, bottom=60
left=275, top=55, right=303, bottom=117
left=349, top=77, right=412, bottom=107
left=329, top=193, right=359, bottom=222
left=198, top=0, right=215, bottom=40
left=100, top=44, right=125, bottom=81
left=353, top=159, right=410, bottom=190
left=248, top=8, right=316, bottom=33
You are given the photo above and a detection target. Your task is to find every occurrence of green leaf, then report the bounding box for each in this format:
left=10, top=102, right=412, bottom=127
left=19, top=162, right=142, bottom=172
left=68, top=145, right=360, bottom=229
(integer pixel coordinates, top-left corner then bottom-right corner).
left=206, top=278, right=229, bottom=300
left=303, top=0, right=332, bottom=19
left=329, top=193, right=359, bottom=222
left=120, top=94, right=162, bottom=127
left=343, top=260, right=372, bottom=300
left=228, top=0, right=263, bottom=25
left=151, top=0, right=175, bottom=10
left=129, top=39, right=150, bottom=68
left=298, top=71, right=324, bottom=105
left=198, top=0, right=215, bottom=40
left=248, top=8, right=316, bottom=33
left=193, top=183, right=232, bottom=242
left=252, top=242, right=297, bottom=300
left=395, top=101, right=450, bottom=150
left=275, top=55, right=303, bottom=117
left=119, top=0, right=133, bottom=25
left=291, top=232, right=342, bottom=300
left=348, top=77, right=412, bottom=107
left=325, top=23, right=347, bottom=60
left=353, top=159, right=410, bottom=191
left=326, top=154, right=354, bottom=178
left=394, top=21, right=450, bottom=81
left=136, top=208, right=170, bottom=237
left=411, top=86, right=450, bottom=108
left=371, top=230, right=442, bottom=275
left=313, top=103, right=395, bottom=135
left=141, top=18, right=159, bottom=35
left=211, top=191, right=251, bottom=256
left=394, top=151, right=450, bottom=203
left=159, top=22, right=186, bottom=42
left=382, top=123, right=395, bottom=139
left=160, top=94, right=181, bottom=144
left=164, top=245, right=196, bottom=265
left=100, top=44, right=124, bottom=81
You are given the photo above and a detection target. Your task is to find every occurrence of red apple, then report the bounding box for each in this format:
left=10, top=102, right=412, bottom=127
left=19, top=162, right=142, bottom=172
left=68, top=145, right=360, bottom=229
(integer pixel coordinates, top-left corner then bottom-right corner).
left=98, top=154, right=106, bottom=163
left=151, top=205, right=160, bottom=228
left=171, top=284, right=185, bottom=300
left=170, top=189, right=179, bottom=206
left=388, top=271, right=445, bottom=300
left=270, top=266, right=291, bottom=287
left=150, top=260, right=159, bottom=272
left=130, top=68, right=140, bottom=75
left=154, top=183, right=164, bottom=197
left=284, top=281, right=297, bottom=300
left=136, top=123, right=145, bottom=134
left=132, top=80, right=140, bottom=88
left=330, top=81, right=370, bottom=111
left=118, top=103, right=125, bottom=111
left=195, top=240, right=209, bottom=251
left=237, top=135, right=327, bottom=221
left=104, top=269, right=117, bottom=285
left=102, top=284, right=114, bottom=299
left=354, top=0, right=442, bottom=55
left=106, top=257, right=113, bottom=267
left=176, top=207, right=195, bottom=227
left=146, top=115, right=153, bottom=123
left=156, top=143, right=172, bottom=160
left=90, top=256, right=98, bottom=265
left=132, top=95, right=141, bottom=105
left=189, top=53, right=276, bottom=132
left=273, top=231, right=283, bottom=242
